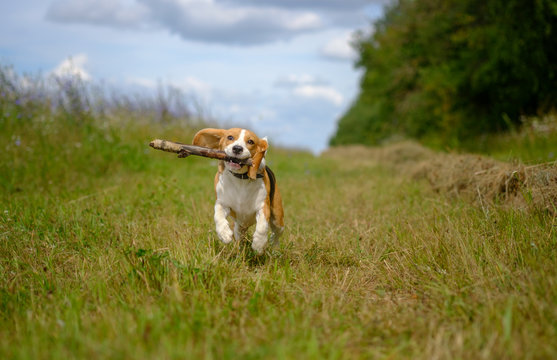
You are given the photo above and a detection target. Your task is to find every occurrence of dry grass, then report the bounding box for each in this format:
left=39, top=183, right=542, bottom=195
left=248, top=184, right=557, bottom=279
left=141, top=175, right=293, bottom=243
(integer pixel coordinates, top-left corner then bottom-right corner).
left=324, top=142, right=557, bottom=214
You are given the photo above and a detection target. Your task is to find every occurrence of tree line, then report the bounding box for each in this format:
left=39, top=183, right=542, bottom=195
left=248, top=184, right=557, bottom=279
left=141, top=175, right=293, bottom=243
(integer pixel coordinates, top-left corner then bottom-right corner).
left=330, top=0, right=557, bottom=147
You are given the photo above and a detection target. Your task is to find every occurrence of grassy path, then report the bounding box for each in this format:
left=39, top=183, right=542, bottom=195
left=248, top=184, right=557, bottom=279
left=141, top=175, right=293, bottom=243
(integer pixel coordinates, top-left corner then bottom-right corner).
left=1, top=125, right=556, bottom=359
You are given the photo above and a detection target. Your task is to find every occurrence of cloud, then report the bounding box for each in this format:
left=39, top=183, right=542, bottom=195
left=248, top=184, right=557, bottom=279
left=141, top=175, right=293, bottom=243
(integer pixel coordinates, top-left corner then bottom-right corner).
left=46, top=0, right=325, bottom=45
left=273, top=73, right=343, bottom=106
left=293, top=84, right=344, bottom=106
left=44, top=0, right=381, bottom=45
left=137, top=0, right=323, bottom=45
left=51, top=54, right=91, bottom=80
left=226, top=0, right=387, bottom=28
left=320, top=32, right=358, bottom=61
left=274, top=74, right=328, bottom=88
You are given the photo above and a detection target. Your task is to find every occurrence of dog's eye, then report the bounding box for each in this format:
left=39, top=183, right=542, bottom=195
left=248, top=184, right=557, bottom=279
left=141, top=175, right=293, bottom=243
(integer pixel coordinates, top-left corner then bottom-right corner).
left=247, top=139, right=255, bottom=145
left=227, top=135, right=234, bottom=140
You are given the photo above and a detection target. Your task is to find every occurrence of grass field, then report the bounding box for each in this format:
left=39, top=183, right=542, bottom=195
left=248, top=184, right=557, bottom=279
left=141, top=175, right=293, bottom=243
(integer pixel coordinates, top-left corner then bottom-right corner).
left=1, top=74, right=557, bottom=359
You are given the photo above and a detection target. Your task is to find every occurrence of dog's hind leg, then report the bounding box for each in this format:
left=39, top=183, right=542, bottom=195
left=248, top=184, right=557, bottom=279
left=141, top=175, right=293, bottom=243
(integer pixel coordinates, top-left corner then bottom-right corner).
left=269, top=218, right=284, bottom=248
left=268, top=184, right=284, bottom=248
left=233, top=220, right=248, bottom=241
left=252, top=209, right=270, bottom=255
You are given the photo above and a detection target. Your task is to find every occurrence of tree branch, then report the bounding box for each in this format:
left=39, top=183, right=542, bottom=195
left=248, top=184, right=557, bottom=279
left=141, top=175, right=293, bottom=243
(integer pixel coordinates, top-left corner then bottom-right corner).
left=149, top=139, right=253, bottom=166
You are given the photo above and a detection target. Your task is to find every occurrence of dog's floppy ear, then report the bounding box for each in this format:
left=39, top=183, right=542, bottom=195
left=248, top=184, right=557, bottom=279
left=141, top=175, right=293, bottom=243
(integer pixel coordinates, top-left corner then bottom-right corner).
left=192, top=128, right=225, bottom=149
left=248, top=137, right=268, bottom=180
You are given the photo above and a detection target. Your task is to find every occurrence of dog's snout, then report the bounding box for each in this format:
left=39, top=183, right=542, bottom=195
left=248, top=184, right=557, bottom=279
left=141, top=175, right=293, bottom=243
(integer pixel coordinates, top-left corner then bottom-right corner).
left=232, top=145, right=244, bottom=155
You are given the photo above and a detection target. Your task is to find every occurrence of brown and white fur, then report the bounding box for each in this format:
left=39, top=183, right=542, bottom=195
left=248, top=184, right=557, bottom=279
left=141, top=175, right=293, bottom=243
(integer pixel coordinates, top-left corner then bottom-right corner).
left=193, top=128, right=284, bottom=254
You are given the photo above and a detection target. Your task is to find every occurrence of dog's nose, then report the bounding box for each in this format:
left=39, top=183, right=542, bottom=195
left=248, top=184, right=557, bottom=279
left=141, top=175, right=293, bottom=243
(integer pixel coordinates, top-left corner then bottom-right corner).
left=232, top=145, right=244, bottom=155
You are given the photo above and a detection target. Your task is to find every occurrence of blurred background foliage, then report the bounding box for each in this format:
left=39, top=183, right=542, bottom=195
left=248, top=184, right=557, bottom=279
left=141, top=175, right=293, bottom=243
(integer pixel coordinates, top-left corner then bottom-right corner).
left=330, top=0, right=557, bottom=150
left=0, top=64, right=206, bottom=197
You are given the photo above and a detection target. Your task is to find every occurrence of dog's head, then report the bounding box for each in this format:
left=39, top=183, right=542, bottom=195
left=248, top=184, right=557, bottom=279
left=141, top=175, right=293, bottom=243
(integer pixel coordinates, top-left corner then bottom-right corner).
left=193, top=128, right=268, bottom=179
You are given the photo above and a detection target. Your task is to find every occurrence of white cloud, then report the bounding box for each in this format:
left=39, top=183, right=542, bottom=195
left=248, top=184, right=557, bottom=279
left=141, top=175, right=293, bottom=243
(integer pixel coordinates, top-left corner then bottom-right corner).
left=51, top=54, right=91, bottom=80
left=320, top=32, right=358, bottom=61
left=138, top=0, right=324, bottom=45
left=274, top=73, right=328, bottom=88
left=293, top=85, right=344, bottom=106
left=284, top=13, right=322, bottom=30
left=274, top=73, right=343, bottom=106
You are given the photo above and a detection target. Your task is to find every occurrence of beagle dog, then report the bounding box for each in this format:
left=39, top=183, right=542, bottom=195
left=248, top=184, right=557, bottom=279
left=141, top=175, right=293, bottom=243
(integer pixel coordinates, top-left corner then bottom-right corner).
left=193, top=128, right=284, bottom=254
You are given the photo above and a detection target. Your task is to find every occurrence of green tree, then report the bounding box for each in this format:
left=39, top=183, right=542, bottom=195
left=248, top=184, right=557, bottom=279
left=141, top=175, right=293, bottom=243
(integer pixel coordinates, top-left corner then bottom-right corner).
left=330, top=0, right=557, bottom=147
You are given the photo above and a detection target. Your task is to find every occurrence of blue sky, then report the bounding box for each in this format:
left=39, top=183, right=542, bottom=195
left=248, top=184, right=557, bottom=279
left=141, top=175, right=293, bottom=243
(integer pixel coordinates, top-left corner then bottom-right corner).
left=1, top=0, right=386, bottom=153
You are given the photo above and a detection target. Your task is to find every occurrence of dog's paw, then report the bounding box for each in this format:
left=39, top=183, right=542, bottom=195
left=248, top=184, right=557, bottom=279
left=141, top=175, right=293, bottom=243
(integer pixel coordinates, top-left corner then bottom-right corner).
left=216, top=225, right=234, bottom=244
left=251, top=236, right=267, bottom=255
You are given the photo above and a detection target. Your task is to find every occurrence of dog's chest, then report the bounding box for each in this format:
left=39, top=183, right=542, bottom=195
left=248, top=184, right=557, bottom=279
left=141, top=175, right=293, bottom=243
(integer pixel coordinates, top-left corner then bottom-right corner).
left=216, top=173, right=267, bottom=221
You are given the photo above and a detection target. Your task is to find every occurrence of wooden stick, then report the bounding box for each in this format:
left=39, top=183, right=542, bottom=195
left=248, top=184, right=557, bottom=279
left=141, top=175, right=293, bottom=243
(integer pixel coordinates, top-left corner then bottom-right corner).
left=149, top=139, right=253, bottom=166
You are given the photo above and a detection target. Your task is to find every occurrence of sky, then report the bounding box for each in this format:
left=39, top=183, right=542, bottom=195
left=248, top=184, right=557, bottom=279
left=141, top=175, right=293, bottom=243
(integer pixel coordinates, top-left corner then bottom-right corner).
left=0, top=0, right=387, bottom=153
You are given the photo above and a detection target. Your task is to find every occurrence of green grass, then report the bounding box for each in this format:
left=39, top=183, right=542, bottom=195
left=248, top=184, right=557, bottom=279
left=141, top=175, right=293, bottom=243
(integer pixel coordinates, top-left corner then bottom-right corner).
left=1, top=80, right=557, bottom=358
left=458, top=117, right=557, bottom=164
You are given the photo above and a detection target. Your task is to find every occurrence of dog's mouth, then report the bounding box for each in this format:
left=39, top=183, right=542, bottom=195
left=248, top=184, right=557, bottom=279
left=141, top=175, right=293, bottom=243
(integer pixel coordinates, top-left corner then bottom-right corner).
left=226, top=160, right=244, bottom=171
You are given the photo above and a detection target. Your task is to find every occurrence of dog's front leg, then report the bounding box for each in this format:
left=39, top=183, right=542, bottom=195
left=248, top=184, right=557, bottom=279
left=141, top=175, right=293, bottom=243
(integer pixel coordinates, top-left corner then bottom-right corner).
left=251, top=208, right=269, bottom=255
left=214, top=202, right=233, bottom=244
